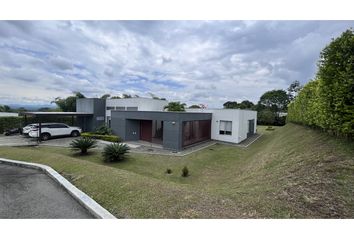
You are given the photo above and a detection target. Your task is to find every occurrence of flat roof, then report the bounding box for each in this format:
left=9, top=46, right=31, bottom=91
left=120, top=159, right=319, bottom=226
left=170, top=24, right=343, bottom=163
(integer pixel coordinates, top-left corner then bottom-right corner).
left=20, top=112, right=93, bottom=116
left=112, top=110, right=209, bottom=114
left=106, top=97, right=168, bottom=101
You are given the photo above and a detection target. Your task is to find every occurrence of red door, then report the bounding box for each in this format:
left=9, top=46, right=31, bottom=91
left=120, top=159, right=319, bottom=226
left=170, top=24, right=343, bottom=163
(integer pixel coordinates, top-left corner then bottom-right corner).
left=140, top=120, right=152, bottom=142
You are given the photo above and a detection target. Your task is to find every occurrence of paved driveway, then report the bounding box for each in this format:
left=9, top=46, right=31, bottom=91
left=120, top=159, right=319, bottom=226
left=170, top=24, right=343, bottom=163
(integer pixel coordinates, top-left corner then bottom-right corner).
left=0, top=163, right=93, bottom=219
left=0, top=134, right=37, bottom=146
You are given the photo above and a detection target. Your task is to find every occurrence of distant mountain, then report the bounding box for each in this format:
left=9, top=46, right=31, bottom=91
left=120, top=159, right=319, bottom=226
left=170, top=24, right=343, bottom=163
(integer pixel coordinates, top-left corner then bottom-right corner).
left=7, top=103, right=56, bottom=111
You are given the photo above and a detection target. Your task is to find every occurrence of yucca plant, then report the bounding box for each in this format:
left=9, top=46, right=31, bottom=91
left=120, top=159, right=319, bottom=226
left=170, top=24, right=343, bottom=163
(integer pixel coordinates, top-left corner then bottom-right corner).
left=70, top=137, right=97, bottom=155
left=102, top=143, right=130, bottom=162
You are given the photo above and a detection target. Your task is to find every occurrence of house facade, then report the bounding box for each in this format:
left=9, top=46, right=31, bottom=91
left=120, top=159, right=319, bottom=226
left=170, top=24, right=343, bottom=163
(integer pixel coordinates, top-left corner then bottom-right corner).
left=76, top=98, right=257, bottom=151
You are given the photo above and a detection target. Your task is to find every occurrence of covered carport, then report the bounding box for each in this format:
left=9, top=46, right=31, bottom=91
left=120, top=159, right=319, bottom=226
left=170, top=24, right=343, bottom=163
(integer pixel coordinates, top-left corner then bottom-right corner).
left=20, top=112, right=93, bottom=141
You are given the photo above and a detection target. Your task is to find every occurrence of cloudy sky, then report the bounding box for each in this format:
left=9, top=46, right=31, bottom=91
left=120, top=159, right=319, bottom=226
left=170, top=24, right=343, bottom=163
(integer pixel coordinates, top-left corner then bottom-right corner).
left=0, top=20, right=353, bottom=108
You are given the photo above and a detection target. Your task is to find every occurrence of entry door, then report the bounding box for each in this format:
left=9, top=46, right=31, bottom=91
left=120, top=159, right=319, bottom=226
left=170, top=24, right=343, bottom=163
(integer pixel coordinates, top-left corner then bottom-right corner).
left=140, top=120, right=152, bottom=142
left=247, top=119, right=255, bottom=138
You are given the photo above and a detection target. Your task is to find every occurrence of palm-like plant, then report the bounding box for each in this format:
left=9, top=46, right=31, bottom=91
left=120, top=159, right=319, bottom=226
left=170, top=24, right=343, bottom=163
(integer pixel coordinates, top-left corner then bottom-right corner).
left=70, top=137, right=97, bottom=155
left=164, top=102, right=186, bottom=112
left=102, top=143, right=130, bottom=162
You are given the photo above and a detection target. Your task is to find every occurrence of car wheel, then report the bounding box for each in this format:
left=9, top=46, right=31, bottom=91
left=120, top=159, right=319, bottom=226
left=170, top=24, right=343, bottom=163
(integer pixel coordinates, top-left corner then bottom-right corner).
left=71, top=130, right=80, bottom=137
left=41, top=133, right=50, bottom=141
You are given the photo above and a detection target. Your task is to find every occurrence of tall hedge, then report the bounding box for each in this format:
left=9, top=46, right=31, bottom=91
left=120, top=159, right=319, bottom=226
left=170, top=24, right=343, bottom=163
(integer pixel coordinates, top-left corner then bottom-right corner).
left=0, top=117, right=23, bottom=134
left=287, top=29, right=354, bottom=138
left=0, top=116, right=77, bottom=134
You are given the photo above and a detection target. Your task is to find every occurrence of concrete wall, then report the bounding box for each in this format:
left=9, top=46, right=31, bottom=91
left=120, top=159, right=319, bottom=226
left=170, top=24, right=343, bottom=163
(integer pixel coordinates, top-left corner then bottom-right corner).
left=76, top=98, right=106, bottom=131
left=0, top=112, right=18, bottom=117
left=238, top=110, right=257, bottom=141
left=111, top=111, right=212, bottom=151
left=105, top=98, right=168, bottom=121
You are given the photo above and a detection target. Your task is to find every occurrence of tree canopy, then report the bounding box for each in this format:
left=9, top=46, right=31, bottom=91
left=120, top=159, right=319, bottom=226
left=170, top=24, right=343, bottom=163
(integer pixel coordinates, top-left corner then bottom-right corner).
left=164, top=102, right=186, bottom=112
left=52, top=92, right=86, bottom=112
left=287, top=80, right=302, bottom=101
left=189, top=104, right=201, bottom=109
left=0, top=105, right=11, bottom=112
left=223, top=100, right=255, bottom=110
left=259, top=90, right=289, bottom=113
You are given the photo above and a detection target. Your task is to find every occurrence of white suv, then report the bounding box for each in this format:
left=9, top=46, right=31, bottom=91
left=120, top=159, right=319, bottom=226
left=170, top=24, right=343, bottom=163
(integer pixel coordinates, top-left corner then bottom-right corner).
left=22, top=123, right=39, bottom=135
left=28, top=123, right=82, bottom=141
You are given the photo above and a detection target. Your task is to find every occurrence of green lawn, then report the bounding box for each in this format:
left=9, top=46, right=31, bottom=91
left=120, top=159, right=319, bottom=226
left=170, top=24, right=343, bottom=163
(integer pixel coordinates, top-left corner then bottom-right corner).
left=0, top=123, right=353, bottom=218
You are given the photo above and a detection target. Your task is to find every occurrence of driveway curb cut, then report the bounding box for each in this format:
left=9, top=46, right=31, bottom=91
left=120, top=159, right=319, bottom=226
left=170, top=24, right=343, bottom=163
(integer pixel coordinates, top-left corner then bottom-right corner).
left=0, top=157, right=116, bottom=219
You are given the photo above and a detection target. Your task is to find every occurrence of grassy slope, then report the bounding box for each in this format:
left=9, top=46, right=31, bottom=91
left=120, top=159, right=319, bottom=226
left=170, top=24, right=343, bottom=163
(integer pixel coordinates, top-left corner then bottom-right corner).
left=0, top=123, right=353, bottom=218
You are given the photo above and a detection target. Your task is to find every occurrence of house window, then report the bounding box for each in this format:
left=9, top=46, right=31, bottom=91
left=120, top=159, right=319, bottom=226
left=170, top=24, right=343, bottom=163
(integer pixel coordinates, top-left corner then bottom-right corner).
left=106, top=106, right=115, bottom=110
left=219, top=121, right=232, bottom=135
left=116, top=107, right=125, bottom=111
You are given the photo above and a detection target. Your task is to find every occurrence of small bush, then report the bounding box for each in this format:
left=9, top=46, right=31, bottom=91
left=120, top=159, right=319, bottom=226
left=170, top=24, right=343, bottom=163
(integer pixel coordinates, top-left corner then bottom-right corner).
left=166, top=168, right=172, bottom=174
left=70, top=137, right=97, bottom=155
left=181, top=166, right=189, bottom=177
left=95, top=125, right=112, bottom=135
left=266, top=126, right=275, bottom=131
left=81, top=132, right=121, bottom=142
left=102, top=143, right=130, bottom=162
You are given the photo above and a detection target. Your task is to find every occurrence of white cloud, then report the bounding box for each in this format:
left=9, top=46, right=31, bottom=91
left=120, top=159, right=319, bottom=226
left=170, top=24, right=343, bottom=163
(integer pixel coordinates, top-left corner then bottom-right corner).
left=0, top=20, right=353, bottom=107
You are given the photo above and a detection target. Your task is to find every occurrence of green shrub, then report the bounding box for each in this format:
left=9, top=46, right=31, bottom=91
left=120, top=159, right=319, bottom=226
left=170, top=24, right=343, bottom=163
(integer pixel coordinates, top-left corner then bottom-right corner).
left=0, top=117, right=22, bottom=134
left=81, top=132, right=120, bottom=142
left=166, top=168, right=172, bottom=174
left=102, top=143, right=130, bottom=162
left=181, top=166, right=189, bottom=177
left=95, top=125, right=112, bottom=135
left=257, top=109, right=276, bottom=126
left=266, top=126, right=275, bottom=131
left=70, top=137, right=97, bottom=155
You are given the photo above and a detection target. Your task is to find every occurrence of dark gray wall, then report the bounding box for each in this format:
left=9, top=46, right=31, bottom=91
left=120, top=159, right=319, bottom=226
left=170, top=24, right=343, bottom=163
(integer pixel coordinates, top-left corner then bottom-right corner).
left=76, top=98, right=106, bottom=131
left=111, top=111, right=212, bottom=151
left=125, top=120, right=140, bottom=141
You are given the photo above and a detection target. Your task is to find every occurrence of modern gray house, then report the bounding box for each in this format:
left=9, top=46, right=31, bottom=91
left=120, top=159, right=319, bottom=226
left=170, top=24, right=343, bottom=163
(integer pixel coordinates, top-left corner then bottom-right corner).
left=76, top=98, right=257, bottom=152
left=111, top=111, right=211, bottom=151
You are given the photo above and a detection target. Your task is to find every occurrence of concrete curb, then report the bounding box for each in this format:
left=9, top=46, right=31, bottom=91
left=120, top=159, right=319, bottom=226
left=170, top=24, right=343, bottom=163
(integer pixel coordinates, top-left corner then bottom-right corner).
left=0, top=157, right=116, bottom=219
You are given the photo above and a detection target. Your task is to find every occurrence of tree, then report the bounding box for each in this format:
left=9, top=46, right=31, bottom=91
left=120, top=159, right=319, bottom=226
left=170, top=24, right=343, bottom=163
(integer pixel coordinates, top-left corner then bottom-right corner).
left=0, top=105, right=11, bottom=112
left=101, top=94, right=111, bottom=99
left=110, top=95, right=121, bottom=99
left=189, top=104, right=201, bottom=109
left=238, top=100, right=255, bottom=109
left=223, top=101, right=238, bottom=109
left=287, top=80, right=302, bottom=101
left=122, top=94, right=132, bottom=98
left=164, top=102, right=186, bottom=112
left=259, top=90, right=289, bottom=113
left=52, top=92, right=86, bottom=112
left=258, top=109, right=276, bottom=125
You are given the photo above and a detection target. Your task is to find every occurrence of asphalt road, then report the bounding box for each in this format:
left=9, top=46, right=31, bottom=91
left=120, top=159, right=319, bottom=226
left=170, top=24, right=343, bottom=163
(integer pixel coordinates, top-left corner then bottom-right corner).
left=0, top=164, right=94, bottom=219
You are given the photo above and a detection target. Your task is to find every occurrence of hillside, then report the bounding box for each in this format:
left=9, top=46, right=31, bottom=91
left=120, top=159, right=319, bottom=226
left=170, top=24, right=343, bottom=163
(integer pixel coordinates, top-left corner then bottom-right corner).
left=0, top=123, right=353, bottom=218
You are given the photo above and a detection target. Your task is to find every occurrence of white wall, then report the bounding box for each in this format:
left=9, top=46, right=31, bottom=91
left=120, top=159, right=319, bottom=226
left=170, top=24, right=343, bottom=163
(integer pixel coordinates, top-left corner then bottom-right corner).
left=0, top=112, right=19, bottom=117
left=209, top=109, right=240, bottom=143
left=186, top=108, right=257, bottom=143
left=237, top=110, right=257, bottom=142
left=105, top=98, right=168, bottom=118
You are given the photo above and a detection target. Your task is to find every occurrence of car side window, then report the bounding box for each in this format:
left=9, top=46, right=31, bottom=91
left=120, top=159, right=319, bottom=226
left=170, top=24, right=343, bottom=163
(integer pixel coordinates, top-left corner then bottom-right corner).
left=54, top=124, right=68, bottom=128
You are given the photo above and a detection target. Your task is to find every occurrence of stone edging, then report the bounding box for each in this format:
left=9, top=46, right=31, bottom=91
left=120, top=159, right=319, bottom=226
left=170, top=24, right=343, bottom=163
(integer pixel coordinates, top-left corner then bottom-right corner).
left=0, top=157, right=116, bottom=219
